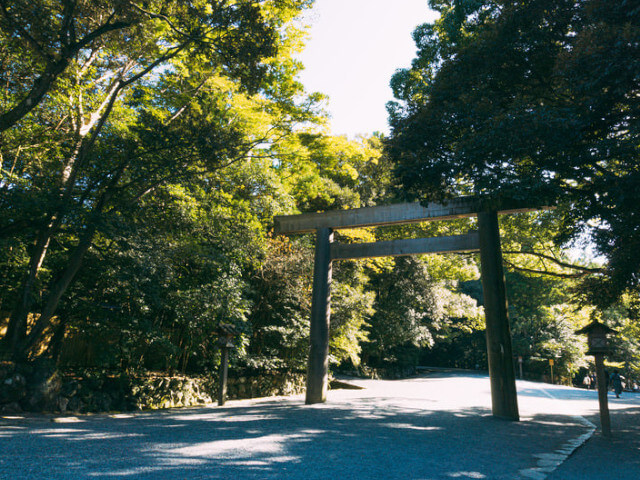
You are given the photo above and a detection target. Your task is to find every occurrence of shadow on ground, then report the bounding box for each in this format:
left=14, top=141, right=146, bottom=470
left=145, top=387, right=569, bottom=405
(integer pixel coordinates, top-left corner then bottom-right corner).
left=1, top=394, right=592, bottom=480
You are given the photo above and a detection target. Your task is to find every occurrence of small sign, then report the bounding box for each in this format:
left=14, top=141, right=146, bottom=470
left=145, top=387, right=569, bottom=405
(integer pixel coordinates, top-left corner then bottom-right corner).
left=549, top=359, right=554, bottom=366
left=518, top=356, right=523, bottom=363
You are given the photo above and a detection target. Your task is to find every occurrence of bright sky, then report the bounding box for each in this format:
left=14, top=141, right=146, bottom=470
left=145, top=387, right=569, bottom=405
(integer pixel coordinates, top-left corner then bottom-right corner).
left=297, top=0, right=439, bottom=138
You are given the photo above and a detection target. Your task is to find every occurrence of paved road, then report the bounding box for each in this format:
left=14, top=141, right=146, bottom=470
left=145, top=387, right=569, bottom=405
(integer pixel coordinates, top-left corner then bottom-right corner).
left=546, top=386, right=640, bottom=480
left=1, top=372, right=638, bottom=479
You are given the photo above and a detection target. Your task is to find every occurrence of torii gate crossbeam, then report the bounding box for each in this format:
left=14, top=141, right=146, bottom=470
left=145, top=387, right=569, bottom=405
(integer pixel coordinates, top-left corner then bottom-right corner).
left=274, top=198, right=542, bottom=421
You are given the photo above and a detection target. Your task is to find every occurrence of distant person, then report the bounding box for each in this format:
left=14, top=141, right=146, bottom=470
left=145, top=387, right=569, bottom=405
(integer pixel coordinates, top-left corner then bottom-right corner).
left=611, top=370, right=623, bottom=398
left=582, top=374, right=592, bottom=389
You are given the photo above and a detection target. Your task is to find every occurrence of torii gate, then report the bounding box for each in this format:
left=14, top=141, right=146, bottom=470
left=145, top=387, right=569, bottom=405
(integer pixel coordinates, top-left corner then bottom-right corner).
left=274, top=197, right=542, bottom=421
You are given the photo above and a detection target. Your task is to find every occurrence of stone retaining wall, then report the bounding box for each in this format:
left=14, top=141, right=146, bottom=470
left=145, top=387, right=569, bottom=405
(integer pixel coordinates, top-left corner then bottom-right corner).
left=0, top=361, right=306, bottom=414
left=338, top=364, right=418, bottom=380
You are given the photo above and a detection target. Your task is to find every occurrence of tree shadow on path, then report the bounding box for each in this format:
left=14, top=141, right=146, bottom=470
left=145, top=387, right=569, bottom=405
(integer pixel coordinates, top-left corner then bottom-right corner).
left=1, top=394, right=594, bottom=480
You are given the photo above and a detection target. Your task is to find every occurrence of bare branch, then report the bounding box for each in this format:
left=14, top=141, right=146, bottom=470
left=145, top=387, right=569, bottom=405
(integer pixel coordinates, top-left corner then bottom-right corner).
left=72, top=19, right=132, bottom=52
left=0, top=9, right=133, bottom=132
left=166, top=76, right=211, bottom=125
left=503, top=259, right=596, bottom=279
left=127, top=1, right=190, bottom=38
left=120, top=43, right=186, bottom=88
left=502, top=249, right=604, bottom=274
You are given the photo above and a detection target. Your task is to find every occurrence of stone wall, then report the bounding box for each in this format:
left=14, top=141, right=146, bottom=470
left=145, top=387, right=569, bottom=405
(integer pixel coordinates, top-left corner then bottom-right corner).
left=337, top=364, right=418, bottom=380
left=0, top=361, right=306, bottom=414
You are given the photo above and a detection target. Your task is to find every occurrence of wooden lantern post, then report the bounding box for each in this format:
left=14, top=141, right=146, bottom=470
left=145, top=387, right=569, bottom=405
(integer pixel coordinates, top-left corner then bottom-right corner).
left=576, top=320, right=618, bottom=437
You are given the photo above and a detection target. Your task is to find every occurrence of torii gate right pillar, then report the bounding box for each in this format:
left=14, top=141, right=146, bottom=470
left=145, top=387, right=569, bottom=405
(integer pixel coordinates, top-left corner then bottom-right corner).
left=478, top=211, right=519, bottom=421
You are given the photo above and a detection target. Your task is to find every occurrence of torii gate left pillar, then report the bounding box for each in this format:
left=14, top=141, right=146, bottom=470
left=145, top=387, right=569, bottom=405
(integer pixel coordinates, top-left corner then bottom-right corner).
left=307, top=227, right=333, bottom=403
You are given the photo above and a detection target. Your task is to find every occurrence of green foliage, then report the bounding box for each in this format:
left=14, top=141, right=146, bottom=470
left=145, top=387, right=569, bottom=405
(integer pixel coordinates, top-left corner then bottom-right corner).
left=275, top=133, right=389, bottom=212
left=57, top=176, right=262, bottom=371
left=0, top=0, right=399, bottom=375
left=600, top=296, right=640, bottom=381
left=506, top=272, right=587, bottom=379
left=3, top=0, right=637, bottom=390
left=0, top=0, right=316, bottom=362
left=364, top=256, right=483, bottom=368
left=246, top=237, right=313, bottom=371
left=330, top=260, right=375, bottom=366
left=387, top=0, right=640, bottom=305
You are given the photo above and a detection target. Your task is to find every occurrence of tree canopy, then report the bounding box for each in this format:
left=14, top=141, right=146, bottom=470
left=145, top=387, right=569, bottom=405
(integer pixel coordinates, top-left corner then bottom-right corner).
left=1, top=0, right=638, bottom=403
left=387, top=0, right=640, bottom=305
left=0, top=0, right=315, bottom=361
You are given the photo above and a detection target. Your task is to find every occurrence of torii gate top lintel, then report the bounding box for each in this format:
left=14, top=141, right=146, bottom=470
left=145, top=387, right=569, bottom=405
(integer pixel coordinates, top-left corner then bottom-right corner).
left=274, top=196, right=545, bottom=234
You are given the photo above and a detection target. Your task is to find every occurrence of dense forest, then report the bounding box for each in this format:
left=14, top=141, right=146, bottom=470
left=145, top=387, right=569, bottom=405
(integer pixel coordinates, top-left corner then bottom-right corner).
left=1, top=0, right=639, bottom=402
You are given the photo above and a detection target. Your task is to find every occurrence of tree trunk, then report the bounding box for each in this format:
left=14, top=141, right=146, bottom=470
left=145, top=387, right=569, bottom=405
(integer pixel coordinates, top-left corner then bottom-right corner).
left=44, top=316, right=68, bottom=364
left=3, top=140, right=84, bottom=358
left=4, top=229, right=53, bottom=352
left=0, top=59, right=70, bottom=132
left=14, top=223, right=97, bottom=360
left=3, top=79, right=125, bottom=359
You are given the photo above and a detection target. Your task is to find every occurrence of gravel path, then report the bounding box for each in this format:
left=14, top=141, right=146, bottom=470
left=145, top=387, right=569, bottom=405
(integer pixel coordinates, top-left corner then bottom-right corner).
left=1, top=372, right=637, bottom=479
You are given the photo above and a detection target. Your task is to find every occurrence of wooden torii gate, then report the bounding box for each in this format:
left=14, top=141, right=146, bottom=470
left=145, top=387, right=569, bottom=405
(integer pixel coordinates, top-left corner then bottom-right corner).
left=274, top=197, right=541, bottom=421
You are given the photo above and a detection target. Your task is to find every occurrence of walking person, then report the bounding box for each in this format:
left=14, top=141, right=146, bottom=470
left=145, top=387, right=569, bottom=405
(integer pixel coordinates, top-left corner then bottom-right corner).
left=611, top=370, right=623, bottom=398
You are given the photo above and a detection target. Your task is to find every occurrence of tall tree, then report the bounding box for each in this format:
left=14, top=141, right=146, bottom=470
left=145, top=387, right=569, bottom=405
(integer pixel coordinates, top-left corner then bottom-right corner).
left=387, top=0, right=640, bottom=305
left=0, top=0, right=314, bottom=361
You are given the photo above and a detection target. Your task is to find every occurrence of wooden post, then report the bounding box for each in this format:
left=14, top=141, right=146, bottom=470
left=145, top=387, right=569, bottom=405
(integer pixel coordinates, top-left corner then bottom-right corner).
left=218, top=346, right=229, bottom=406
left=478, top=211, right=520, bottom=421
left=306, top=227, right=333, bottom=404
left=594, top=353, right=612, bottom=437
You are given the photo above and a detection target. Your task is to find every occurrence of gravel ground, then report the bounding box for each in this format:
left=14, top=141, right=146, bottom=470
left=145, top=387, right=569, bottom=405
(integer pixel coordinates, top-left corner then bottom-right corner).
left=1, top=372, right=636, bottom=480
